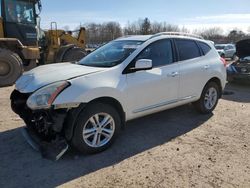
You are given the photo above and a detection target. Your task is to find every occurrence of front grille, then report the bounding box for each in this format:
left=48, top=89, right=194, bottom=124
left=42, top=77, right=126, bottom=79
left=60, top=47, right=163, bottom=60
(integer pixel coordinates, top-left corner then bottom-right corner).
left=10, top=90, right=31, bottom=119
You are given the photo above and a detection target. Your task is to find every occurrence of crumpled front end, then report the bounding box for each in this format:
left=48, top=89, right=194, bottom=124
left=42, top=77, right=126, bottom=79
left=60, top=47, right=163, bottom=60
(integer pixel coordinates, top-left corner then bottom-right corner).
left=10, top=90, right=72, bottom=160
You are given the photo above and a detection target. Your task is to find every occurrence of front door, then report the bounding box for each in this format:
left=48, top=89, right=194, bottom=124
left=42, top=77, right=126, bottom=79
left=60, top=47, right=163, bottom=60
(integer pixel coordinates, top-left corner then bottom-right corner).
left=124, top=39, right=180, bottom=119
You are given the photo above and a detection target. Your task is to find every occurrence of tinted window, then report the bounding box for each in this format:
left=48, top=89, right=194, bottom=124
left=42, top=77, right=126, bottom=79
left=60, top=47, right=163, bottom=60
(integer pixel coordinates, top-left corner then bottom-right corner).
left=176, top=39, right=201, bottom=61
left=4, top=0, right=36, bottom=24
left=198, top=42, right=211, bottom=55
left=136, top=40, right=173, bottom=67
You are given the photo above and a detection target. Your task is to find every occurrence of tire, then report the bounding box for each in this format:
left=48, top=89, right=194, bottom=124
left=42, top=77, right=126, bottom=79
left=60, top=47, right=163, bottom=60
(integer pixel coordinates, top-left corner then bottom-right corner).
left=55, top=44, right=75, bottom=63
left=62, top=47, right=87, bottom=63
left=0, top=49, right=23, bottom=87
left=193, top=82, right=220, bottom=114
left=71, top=103, right=121, bottom=154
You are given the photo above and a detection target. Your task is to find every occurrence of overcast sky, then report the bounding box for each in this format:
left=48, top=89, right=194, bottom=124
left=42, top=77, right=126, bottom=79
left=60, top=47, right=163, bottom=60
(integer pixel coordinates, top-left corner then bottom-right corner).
left=41, top=0, right=250, bottom=33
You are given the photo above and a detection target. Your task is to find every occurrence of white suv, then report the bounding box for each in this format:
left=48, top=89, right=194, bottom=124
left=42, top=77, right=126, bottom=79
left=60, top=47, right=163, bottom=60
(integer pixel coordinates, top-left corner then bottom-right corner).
left=11, top=32, right=227, bottom=160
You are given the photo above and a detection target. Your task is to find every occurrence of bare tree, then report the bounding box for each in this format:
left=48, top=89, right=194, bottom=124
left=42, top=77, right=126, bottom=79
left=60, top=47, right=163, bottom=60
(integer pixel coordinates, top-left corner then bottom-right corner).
left=82, top=18, right=249, bottom=46
left=141, top=18, right=151, bottom=35
left=84, top=22, right=122, bottom=45
left=124, top=18, right=184, bottom=35
left=124, top=21, right=141, bottom=35
left=227, top=29, right=246, bottom=43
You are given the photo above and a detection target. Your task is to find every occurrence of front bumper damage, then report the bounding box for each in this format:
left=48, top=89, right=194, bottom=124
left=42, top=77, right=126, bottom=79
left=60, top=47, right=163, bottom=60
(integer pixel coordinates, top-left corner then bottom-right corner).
left=21, top=128, right=68, bottom=161
left=10, top=90, right=73, bottom=160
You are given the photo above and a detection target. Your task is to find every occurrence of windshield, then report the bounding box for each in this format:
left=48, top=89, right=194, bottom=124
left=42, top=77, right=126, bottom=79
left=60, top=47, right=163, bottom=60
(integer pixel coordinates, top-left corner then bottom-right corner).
left=215, top=45, right=226, bottom=50
left=78, top=40, right=143, bottom=68
left=4, top=0, right=36, bottom=25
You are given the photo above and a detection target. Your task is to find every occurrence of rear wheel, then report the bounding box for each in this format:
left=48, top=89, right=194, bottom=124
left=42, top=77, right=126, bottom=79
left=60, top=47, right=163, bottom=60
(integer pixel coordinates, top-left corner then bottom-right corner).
left=193, top=82, right=220, bottom=114
left=62, top=47, right=87, bottom=63
left=71, top=103, right=121, bottom=154
left=0, top=49, right=23, bottom=87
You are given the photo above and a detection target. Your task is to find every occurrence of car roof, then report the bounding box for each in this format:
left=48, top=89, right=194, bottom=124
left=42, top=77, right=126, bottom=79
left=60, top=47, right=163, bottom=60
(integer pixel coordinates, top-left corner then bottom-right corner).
left=115, top=35, right=152, bottom=42
left=115, top=33, right=212, bottom=46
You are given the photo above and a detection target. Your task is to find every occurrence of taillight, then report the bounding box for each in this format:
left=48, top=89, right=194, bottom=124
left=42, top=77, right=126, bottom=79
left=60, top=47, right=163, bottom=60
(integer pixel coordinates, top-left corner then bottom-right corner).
left=220, top=57, right=227, bottom=67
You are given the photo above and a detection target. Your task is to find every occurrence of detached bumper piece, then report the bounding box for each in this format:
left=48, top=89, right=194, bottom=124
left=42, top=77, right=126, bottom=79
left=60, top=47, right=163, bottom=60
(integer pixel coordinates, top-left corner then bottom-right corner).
left=21, top=128, right=68, bottom=161
left=11, top=90, right=70, bottom=161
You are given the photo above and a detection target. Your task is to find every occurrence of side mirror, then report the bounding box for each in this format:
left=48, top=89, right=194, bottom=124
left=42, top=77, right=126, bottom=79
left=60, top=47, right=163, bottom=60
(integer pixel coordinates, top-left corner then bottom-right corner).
left=123, top=59, right=153, bottom=74
left=134, top=59, right=152, bottom=71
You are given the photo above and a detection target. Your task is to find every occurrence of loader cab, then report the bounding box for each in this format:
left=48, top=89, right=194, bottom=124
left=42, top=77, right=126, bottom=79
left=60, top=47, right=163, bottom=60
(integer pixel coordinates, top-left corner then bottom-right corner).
left=0, top=0, right=39, bottom=46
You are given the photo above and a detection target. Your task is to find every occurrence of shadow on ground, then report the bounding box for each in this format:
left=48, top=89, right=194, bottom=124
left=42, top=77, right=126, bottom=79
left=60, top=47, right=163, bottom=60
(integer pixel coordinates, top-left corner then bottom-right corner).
left=0, top=105, right=212, bottom=188
left=223, top=83, right=250, bottom=103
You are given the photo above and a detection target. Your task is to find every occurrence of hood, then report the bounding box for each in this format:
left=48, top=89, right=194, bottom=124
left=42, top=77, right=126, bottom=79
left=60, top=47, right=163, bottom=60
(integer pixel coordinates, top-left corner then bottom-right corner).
left=16, top=63, right=105, bottom=93
left=236, top=39, right=250, bottom=58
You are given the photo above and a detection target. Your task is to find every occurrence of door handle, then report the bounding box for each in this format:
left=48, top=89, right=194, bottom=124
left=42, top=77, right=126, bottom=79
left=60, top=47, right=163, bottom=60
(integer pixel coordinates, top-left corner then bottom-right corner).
left=168, top=72, right=179, bottom=77
left=204, top=65, right=210, bottom=70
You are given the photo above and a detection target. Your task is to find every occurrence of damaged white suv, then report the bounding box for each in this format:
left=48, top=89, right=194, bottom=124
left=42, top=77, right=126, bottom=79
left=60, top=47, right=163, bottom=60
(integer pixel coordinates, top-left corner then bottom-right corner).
left=11, top=33, right=227, bottom=160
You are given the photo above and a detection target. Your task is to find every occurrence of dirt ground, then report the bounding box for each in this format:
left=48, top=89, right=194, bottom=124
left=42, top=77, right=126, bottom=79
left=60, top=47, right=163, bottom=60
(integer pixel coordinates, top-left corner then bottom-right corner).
left=0, top=83, right=250, bottom=188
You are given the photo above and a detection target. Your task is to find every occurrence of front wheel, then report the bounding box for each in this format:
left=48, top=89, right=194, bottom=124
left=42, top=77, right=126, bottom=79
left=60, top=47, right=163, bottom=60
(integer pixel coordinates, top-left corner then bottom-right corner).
left=71, top=103, right=121, bottom=154
left=193, top=82, right=220, bottom=114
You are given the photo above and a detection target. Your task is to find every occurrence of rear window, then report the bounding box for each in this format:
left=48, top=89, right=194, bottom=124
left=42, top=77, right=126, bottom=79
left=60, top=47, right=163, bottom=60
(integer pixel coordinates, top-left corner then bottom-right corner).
left=176, top=39, right=201, bottom=61
left=198, top=42, right=211, bottom=55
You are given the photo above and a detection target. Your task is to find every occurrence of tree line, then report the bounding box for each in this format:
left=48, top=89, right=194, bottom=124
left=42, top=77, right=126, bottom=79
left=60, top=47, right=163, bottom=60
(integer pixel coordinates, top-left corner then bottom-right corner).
left=78, top=17, right=250, bottom=45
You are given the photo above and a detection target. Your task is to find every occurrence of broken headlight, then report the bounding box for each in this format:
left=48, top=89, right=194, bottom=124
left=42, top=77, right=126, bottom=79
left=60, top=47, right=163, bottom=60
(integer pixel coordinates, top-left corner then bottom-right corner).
left=27, top=81, right=70, bottom=110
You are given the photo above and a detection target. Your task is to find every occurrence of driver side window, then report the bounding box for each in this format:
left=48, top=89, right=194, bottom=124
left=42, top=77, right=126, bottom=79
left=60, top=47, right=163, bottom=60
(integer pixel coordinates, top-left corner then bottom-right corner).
left=136, top=39, right=173, bottom=67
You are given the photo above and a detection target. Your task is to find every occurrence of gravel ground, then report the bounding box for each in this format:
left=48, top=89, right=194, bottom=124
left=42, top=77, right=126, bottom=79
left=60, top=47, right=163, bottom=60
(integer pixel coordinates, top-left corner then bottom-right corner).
left=0, top=83, right=249, bottom=188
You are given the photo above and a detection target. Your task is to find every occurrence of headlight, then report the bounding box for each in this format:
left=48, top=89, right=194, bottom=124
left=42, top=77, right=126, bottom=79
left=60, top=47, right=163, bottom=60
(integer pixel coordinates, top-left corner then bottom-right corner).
left=27, top=81, right=70, bottom=110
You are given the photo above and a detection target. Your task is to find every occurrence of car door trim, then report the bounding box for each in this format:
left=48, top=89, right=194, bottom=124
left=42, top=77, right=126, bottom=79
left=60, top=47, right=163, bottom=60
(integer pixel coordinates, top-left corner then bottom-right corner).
left=133, top=95, right=196, bottom=114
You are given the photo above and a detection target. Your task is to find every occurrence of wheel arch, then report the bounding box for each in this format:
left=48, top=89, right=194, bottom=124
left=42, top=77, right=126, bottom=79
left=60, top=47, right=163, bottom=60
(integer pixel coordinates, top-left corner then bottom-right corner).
left=63, top=96, right=126, bottom=141
left=89, top=97, right=126, bottom=125
left=205, top=77, right=223, bottom=98
left=0, top=39, right=39, bottom=61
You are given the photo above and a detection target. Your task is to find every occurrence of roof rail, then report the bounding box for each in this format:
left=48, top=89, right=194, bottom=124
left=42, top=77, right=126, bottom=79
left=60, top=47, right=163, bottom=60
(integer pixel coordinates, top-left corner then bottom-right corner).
left=116, top=35, right=138, bottom=40
left=149, top=32, right=204, bottom=40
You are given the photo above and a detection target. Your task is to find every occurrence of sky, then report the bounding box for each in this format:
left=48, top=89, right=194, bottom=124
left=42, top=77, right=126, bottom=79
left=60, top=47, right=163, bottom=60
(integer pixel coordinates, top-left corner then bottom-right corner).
left=40, top=0, right=250, bottom=34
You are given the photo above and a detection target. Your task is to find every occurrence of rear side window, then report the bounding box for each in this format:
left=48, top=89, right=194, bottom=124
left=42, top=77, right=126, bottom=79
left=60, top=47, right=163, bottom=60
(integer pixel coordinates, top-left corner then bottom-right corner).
left=176, top=39, right=201, bottom=61
left=198, top=42, right=211, bottom=55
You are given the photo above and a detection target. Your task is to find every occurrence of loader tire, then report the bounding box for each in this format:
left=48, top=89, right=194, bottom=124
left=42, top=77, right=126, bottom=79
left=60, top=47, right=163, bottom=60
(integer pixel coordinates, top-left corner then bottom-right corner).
left=0, top=49, right=23, bottom=87
left=62, top=47, right=87, bottom=63
left=23, top=60, right=37, bottom=71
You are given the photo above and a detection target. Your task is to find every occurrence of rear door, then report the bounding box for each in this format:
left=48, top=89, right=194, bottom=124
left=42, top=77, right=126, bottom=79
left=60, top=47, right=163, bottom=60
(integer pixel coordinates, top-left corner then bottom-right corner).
left=175, top=39, right=207, bottom=100
left=125, top=39, right=180, bottom=118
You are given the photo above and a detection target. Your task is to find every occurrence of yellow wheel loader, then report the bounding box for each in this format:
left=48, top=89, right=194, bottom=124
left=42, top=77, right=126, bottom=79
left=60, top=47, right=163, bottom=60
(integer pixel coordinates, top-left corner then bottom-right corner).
left=0, top=0, right=87, bottom=87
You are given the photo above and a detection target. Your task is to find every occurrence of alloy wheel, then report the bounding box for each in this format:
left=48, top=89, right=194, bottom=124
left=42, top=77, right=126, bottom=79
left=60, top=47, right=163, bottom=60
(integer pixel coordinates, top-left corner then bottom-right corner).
left=204, top=87, right=218, bottom=110
left=82, top=113, right=115, bottom=148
